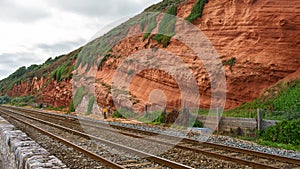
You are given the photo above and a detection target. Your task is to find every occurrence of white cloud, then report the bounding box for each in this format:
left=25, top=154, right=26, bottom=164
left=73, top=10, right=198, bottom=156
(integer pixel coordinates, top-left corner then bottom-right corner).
left=0, top=0, right=51, bottom=23
left=46, top=0, right=161, bottom=17
left=0, top=0, right=161, bottom=80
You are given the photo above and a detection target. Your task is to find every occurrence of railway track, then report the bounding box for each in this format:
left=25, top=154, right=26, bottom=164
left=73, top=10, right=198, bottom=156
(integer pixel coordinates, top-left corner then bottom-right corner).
left=0, top=107, right=192, bottom=169
left=1, top=106, right=300, bottom=169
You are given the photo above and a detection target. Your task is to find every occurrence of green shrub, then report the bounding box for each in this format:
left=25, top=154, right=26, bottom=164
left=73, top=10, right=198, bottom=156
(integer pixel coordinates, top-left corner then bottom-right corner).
left=220, top=79, right=300, bottom=120
left=47, top=106, right=66, bottom=111
left=127, top=69, right=134, bottom=75
left=86, top=95, right=95, bottom=115
left=155, top=112, right=166, bottom=123
left=142, top=13, right=159, bottom=41
left=50, top=63, right=74, bottom=82
left=144, top=0, right=185, bottom=12
left=97, top=52, right=113, bottom=70
left=223, top=57, right=236, bottom=66
left=272, top=81, right=300, bottom=112
left=122, top=109, right=136, bottom=118
left=38, top=103, right=43, bottom=109
left=192, top=119, right=204, bottom=127
left=153, top=5, right=177, bottom=48
left=112, top=110, right=124, bottom=118
left=185, top=0, right=207, bottom=23
left=73, top=86, right=87, bottom=108
left=68, top=99, right=75, bottom=113
left=0, top=95, right=10, bottom=104
left=257, top=140, right=300, bottom=151
left=259, top=119, right=300, bottom=146
left=10, top=95, right=35, bottom=106
left=0, top=46, right=78, bottom=96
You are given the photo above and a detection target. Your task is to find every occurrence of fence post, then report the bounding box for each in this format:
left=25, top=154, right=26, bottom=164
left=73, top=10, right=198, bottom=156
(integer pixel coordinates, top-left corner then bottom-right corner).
left=257, top=108, right=262, bottom=131
left=217, top=107, right=221, bottom=133
left=183, top=107, right=189, bottom=127
left=162, top=105, right=166, bottom=123
left=144, top=104, right=149, bottom=119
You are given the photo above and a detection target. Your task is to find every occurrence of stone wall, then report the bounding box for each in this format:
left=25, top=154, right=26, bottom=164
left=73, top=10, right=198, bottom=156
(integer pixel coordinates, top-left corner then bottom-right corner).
left=0, top=117, right=68, bottom=169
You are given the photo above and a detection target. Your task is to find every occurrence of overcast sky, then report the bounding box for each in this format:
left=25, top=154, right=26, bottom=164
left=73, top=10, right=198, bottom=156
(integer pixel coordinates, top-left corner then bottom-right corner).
left=0, top=0, right=161, bottom=80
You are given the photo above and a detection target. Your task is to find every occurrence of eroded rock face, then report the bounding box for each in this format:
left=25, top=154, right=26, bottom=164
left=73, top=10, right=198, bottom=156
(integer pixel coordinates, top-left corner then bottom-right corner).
left=7, top=0, right=300, bottom=111
left=8, top=77, right=72, bottom=108
left=94, top=0, right=300, bottom=110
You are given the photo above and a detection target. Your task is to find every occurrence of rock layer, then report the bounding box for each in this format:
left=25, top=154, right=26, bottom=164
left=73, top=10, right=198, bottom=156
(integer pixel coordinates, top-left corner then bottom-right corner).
left=95, top=0, right=300, bottom=110
left=6, top=0, right=300, bottom=111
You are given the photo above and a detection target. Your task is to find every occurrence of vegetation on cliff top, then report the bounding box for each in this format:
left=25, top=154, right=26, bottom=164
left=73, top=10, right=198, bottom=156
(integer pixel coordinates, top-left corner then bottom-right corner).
left=0, top=0, right=192, bottom=108
left=141, top=13, right=159, bottom=41
left=142, top=0, right=208, bottom=47
left=153, top=5, right=177, bottom=48
left=0, top=48, right=80, bottom=95
left=143, top=0, right=185, bottom=12
left=185, top=0, right=207, bottom=23
left=68, top=0, right=208, bottom=71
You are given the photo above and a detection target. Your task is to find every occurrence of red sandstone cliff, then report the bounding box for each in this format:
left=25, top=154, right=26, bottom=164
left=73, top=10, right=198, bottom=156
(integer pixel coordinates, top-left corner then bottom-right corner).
left=94, top=0, right=300, bottom=111
left=8, top=77, right=72, bottom=108
left=5, top=0, right=300, bottom=111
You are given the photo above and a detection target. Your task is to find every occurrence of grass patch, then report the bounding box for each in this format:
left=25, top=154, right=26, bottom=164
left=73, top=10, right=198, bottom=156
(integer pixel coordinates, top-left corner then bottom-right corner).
left=112, top=110, right=124, bottom=118
left=144, top=0, right=185, bottom=13
left=73, top=86, right=88, bottom=108
left=68, top=99, right=75, bottom=113
left=47, top=105, right=66, bottom=111
left=259, top=119, right=300, bottom=145
left=0, top=95, right=10, bottom=104
left=10, top=95, right=35, bottom=107
left=185, top=0, right=207, bottom=23
left=257, top=140, right=300, bottom=151
left=256, top=118, right=300, bottom=151
left=153, top=5, right=177, bottom=48
left=142, top=13, right=159, bottom=41
left=112, top=108, right=136, bottom=119
left=223, top=57, right=236, bottom=66
left=210, top=79, right=300, bottom=120
left=86, top=95, right=95, bottom=115
left=138, top=111, right=165, bottom=123
left=0, top=48, right=79, bottom=96
left=127, top=69, right=134, bottom=75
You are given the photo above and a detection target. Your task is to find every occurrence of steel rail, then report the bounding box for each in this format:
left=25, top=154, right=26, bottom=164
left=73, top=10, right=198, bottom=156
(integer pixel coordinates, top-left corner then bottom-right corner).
left=0, top=107, right=194, bottom=169
left=0, top=109, right=125, bottom=169
left=3, top=106, right=300, bottom=167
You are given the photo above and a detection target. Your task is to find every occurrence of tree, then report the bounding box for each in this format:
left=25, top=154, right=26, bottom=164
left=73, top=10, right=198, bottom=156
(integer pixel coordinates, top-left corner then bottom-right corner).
left=0, top=95, right=10, bottom=104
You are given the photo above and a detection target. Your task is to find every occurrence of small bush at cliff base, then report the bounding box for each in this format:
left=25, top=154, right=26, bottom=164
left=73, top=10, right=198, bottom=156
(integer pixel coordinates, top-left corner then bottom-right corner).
left=10, top=95, right=35, bottom=106
left=86, top=95, right=95, bottom=115
left=68, top=99, right=75, bottom=113
left=73, top=86, right=87, bottom=108
left=259, top=119, right=300, bottom=146
left=0, top=95, right=10, bottom=104
left=112, top=110, right=123, bottom=118
left=192, top=119, right=204, bottom=128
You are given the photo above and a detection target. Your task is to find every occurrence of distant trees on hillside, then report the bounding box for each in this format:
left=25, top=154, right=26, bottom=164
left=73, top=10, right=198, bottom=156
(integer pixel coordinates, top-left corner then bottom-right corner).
left=0, top=95, right=10, bottom=104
